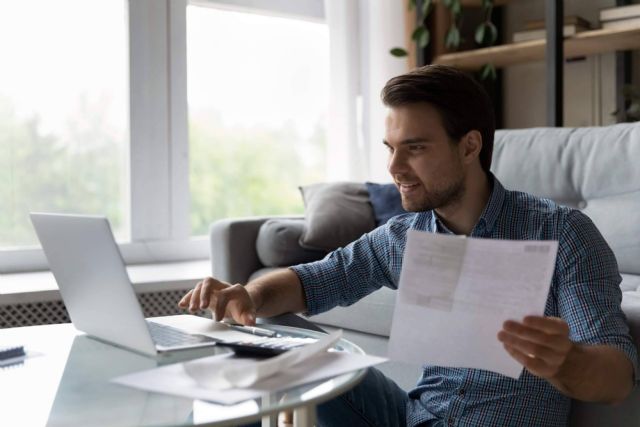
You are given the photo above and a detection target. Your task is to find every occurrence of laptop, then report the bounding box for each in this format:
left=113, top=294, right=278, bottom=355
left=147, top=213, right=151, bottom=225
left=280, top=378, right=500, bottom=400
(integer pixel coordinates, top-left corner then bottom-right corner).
left=30, top=212, right=218, bottom=357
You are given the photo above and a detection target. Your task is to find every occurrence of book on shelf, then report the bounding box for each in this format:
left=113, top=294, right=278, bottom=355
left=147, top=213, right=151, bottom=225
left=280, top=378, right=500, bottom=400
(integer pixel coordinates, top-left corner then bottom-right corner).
left=523, top=15, right=591, bottom=31
left=600, top=4, right=640, bottom=23
left=602, top=17, right=640, bottom=30
left=512, top=24, right=589, bottom=43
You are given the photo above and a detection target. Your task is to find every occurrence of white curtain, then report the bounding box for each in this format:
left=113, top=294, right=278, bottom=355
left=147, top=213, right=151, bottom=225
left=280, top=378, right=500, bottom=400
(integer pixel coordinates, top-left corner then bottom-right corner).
left=324, top=0, right=408, bottom=182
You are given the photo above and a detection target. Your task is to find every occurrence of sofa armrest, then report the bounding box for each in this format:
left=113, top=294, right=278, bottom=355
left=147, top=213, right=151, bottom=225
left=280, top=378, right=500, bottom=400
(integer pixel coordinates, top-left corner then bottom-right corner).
left=209, top=216, right=304, bottom=284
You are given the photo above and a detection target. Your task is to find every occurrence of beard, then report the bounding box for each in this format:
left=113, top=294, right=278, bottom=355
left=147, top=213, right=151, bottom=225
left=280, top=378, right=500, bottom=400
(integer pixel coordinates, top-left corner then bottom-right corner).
left=400, top=174, right=466, bottom=212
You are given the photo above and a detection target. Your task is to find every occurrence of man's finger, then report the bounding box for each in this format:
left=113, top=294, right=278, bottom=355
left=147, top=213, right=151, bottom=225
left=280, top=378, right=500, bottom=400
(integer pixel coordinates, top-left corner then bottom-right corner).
left=178, top=288, right=194, bottom=308
left=522, top=316, right=569, bottom=335
left=227, top=299, right=255, bottom=326
left=190, top=282, right=203, bottom=312
left=241, top=312, right=256, bottom=326
left=502, top=321, right=566, bottom=349
left=214, top=289, right=229, bottom=322
left=503, top=343, right=548, bottom=374
left=200, top=277, right=227, bottom=309
left=498, top=331, right=558, bottom=362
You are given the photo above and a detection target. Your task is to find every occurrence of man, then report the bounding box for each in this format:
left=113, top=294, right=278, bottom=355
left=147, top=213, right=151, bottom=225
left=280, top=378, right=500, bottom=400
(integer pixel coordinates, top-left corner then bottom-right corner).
left=179, top=65, right=638, bottom=426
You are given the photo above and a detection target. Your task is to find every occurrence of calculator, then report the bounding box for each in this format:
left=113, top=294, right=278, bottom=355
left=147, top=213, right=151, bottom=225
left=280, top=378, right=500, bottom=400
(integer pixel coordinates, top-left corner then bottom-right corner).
left=215, top=336, right=317, bottom=358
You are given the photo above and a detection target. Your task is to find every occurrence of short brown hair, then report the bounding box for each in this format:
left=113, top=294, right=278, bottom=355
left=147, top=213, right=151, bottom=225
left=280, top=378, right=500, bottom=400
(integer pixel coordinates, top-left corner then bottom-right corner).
left=381, top=65, right=495, bottom=173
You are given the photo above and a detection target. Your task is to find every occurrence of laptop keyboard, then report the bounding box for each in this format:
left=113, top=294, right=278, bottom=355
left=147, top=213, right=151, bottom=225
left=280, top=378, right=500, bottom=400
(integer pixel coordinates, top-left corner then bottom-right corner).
left=146, top=321, right=217, bottom=348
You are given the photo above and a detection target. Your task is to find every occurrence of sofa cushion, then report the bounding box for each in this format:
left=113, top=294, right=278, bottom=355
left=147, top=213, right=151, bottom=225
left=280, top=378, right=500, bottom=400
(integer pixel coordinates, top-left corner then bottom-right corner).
left=248, top=267, right=282, bottom=282
left=492, top=123, right=640, bottom=275
left=309, top=286, right=397, bottom=337
left=622, top=292, right=640, bottom=351
left=298, top=182, right=376, bottom=251
left=366, top=182, right=406, bottom=226
left=621, top=274, right=640, bottom=293
left=255, top=219, right=326, bottom=267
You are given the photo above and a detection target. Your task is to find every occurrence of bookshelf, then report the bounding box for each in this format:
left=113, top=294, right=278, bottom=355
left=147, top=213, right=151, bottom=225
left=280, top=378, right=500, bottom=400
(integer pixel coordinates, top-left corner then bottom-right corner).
left=412, top=0, right=637, bottom=126
left=433, top=25, right=640, bottom=70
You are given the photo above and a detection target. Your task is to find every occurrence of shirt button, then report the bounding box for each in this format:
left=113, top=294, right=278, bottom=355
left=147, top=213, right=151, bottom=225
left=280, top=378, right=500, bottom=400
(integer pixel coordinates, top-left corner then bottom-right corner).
left=458, top=389, right=465, bottom=396
left=448, top=417, right=454, bottom=426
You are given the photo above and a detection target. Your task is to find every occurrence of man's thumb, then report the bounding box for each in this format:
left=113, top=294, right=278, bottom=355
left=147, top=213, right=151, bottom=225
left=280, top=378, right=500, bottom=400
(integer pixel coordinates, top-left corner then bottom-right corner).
left=242, top=312, right=256, bottom=326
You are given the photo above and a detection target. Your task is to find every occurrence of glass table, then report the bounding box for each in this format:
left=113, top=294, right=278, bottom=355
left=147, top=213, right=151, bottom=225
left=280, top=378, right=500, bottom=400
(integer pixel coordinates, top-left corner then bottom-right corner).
left=0, top=320, right=367, bottom=426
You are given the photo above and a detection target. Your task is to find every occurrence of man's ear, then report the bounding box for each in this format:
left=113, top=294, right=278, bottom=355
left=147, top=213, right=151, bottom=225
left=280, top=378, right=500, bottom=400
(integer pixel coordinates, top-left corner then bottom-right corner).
left=460, top=130, right=483, bottom=164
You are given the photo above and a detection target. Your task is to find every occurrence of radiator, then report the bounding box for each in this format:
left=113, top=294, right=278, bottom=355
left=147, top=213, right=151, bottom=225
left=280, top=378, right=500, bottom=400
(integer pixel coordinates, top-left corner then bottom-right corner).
left=0, top=289, right=210, bottom=328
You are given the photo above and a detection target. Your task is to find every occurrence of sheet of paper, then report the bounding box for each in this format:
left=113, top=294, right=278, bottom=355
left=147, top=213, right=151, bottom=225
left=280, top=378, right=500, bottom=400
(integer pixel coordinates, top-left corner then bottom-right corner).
left=388, top=230, right=558, bottom=378
left=112, top=351, right=386, bottom=405
left=184, top=330, right=342, bottom=388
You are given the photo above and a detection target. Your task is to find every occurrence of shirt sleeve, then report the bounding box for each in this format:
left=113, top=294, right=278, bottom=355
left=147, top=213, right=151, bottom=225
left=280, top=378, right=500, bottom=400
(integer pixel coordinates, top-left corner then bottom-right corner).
left=555, top=210, right=639, bottom=385
left=290, top=220, right=401, bottom=316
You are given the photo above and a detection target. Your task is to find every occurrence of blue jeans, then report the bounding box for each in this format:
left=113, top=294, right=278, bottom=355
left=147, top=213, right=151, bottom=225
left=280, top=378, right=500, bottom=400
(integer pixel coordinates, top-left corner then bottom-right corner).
left=316, top=367, right=409, bottom=427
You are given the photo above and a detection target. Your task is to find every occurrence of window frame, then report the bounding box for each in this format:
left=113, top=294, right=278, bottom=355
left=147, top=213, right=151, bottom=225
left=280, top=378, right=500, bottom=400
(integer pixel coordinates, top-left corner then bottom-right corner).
left=0, top=0, right=324, bottom=274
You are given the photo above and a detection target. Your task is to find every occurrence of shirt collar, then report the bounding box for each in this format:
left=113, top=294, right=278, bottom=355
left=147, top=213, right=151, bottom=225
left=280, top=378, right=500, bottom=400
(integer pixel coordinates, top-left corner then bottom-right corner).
left=427, top=173, right=505, bottom=236
left=476, top=172, right=505, bottom=235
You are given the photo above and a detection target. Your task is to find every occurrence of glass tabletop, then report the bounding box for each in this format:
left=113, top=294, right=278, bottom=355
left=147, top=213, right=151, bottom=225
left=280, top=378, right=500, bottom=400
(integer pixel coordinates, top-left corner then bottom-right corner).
left=0, top=321, right=367, bottom=427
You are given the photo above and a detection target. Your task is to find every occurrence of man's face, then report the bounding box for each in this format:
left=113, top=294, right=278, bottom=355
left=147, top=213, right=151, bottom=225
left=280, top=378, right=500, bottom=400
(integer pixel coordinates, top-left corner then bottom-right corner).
left=384, top=103, right=466, bottom=212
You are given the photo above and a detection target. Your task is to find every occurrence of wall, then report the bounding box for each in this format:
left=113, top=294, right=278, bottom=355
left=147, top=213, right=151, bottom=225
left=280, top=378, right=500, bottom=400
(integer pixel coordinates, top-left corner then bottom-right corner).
left=503, top=0, right=640, bottom=128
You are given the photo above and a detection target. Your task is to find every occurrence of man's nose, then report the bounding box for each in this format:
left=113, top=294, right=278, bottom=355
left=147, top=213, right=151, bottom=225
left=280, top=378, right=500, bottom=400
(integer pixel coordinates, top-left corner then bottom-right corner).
left=387, top=151, right=408, bottom=175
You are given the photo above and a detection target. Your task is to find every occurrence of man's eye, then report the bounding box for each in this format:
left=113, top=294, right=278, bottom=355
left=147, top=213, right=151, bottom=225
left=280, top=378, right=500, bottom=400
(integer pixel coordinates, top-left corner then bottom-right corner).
left=409, top=145, right=425, bottom=152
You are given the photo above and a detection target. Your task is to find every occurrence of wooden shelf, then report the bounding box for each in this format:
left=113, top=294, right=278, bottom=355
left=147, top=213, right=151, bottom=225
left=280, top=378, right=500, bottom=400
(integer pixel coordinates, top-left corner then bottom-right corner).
left=434, top=26, right=640, bottom=70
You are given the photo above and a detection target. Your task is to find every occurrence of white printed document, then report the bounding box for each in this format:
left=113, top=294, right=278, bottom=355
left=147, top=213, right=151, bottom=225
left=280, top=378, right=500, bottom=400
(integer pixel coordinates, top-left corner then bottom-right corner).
left=388, top=230, right=558, bottom=378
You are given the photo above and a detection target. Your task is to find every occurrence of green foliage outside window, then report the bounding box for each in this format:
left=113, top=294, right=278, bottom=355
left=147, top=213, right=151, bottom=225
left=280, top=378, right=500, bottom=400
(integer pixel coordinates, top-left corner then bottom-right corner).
left=0, top=95, right=125, bottom=247
left=0, top=93, right=327, bottom=247
left=189, top=113, right=326, bottom=236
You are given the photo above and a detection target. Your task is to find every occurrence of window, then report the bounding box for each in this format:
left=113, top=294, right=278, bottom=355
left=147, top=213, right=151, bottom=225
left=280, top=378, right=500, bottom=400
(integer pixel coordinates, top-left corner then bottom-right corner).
left=187, top=4, right=329, bottom=235
left=0, top=0, right=327, bottom=273
left=0, top=0, right=129, bottom=248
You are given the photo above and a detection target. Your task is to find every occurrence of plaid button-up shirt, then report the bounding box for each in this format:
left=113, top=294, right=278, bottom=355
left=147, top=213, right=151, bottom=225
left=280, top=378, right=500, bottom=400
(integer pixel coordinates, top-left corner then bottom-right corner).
left=291, top=176, right=638, bottom=427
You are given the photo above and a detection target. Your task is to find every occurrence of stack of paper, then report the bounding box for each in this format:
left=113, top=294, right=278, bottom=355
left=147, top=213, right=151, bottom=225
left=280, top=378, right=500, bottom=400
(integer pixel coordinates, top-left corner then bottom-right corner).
left=184, top=330, right=343, bottom=388
left=112, top=330, right=386, bottom=405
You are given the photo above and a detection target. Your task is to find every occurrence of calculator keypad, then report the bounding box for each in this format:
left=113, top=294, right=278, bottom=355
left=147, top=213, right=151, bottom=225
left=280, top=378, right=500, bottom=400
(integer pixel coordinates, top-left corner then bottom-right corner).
left=217, top=336, right=317, bottom=357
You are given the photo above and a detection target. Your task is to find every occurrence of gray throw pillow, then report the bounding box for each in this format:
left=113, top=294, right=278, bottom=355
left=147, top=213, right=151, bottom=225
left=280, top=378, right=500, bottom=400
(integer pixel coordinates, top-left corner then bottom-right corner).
left=299, top=182, right=376, bottom=251
left=256, top=219, right=326, bottom=267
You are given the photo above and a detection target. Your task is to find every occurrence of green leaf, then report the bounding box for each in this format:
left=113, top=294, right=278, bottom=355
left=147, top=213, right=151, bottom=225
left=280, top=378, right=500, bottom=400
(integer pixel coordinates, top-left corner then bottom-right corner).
left=445, top=26, right=461, bottom=49
left=480, top=63, right=497, bottom=80
left=390, top=47, right=408, bottom=57
left=442, top=0, right=453, bottom=7
left=411, top=26, right=425, bottom=41
left=411, top=26, right=430, bottom=48
left=480, top=64, right=491, bottom=80
left=418, top=29, right=430, bottom=48
left=475, top=22, right=498, bottom=46
left=408, top=0, right=417, bottom=11
left=474, top=24, right=486, bottom=45
left=486, top=22, right=498, bottom=45
left=450, top=0, right=462, bottom=15
left=482, top=0, right=493, bottom=9
left=421, top=0, right=432, bottom=17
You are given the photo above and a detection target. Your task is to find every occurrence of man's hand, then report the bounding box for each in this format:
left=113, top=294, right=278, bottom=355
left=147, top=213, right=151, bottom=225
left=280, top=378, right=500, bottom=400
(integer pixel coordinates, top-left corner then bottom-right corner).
left=497, top=316, right=574, bottom=380
left=498, top=315, right=634, bottom=403
left=178, top=277, right=257, bottom=326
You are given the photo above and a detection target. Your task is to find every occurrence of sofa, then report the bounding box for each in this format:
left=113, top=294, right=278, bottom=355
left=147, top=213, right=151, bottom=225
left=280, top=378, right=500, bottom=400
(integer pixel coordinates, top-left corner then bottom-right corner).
left=209, top=122, right=640, bottom=426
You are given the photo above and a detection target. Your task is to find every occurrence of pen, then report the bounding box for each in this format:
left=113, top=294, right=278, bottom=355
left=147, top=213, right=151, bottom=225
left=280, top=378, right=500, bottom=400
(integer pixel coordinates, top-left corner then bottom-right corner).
left=221, top=321, right=277, bottom=338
